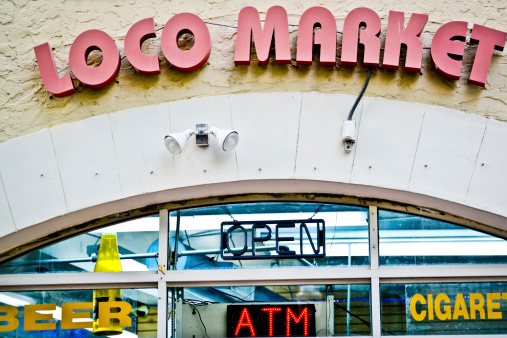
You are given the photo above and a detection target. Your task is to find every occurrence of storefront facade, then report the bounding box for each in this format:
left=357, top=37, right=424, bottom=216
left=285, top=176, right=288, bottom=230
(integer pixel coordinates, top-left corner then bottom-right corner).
left=0, top=1, right=506, bottom=337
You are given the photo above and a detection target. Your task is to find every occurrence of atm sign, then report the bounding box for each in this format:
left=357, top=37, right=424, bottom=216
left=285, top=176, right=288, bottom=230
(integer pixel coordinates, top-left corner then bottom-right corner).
left=227, top=304, right=316, bottom=337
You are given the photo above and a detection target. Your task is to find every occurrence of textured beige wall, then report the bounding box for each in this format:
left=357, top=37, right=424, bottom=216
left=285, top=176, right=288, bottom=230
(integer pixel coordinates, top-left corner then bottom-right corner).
left=0, top=0, right=505, bottom=142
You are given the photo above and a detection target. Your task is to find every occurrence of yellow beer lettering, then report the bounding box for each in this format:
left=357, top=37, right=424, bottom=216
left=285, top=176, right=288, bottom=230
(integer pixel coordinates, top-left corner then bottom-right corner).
left=61, top=302, right=93, bottom=330
left=487, top=293, right=502, bottom=319
left=452, top=293, right=470, bottom=320
left=410, top=294, right=427, bottom=321
left=24, top=304, right=56, bottom=331
left=0, top=301, right=133, bottom=332
left=428, top=294, right=434, bottom=320
left=469, top=293, right=485, bottom=320
left=98, top=301, right=132, bottom=329
left=0, top=305, right=19, bottom=332
left=435, top=293, right=451, bottom=321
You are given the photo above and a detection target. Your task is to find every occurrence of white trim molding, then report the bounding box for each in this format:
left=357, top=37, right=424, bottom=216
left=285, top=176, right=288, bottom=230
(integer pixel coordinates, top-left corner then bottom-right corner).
left=1, top=93, right=507, bottom=257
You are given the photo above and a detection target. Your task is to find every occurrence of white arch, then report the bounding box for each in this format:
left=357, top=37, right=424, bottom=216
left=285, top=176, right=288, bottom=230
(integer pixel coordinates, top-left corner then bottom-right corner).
left=1, top=92, right=506, bottom=256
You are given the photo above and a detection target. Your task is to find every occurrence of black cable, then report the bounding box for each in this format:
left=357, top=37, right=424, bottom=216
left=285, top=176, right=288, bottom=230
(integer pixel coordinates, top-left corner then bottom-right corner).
left=334, top=302, right=397, bottom=336
left=222, top=206, right=238, bottom=222
left=188, top=304, right=210, bottom=338
left=209, top=287, right=263, bottom=302
left=187, top=254, right=218, bottom=270
left=185, top=230, right=221, bottom=238
left=335, top=302, right=371, bottom=327
left=347, top=65, right=373, bottom=121
left=184, top=299, right=216, bottom=306
left=86, top=233, right=102, bottom=240
left=288, top=285, right=294, bottom=301
left=229, top=237, right=243, bottom=268
left=308, top=204, right=324, bottom=219
left=184, top=230, right=191, bottom=248
left=204, top=21, right=237, bottom=29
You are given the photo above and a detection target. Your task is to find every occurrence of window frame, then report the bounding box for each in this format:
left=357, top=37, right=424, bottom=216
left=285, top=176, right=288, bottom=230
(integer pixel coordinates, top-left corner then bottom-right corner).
left=1, top=202, right=507, bottom=338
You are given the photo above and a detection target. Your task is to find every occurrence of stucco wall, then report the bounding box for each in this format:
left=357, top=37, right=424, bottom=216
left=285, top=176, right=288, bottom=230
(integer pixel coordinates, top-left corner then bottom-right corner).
left=0, top=0, right=506, bottom=142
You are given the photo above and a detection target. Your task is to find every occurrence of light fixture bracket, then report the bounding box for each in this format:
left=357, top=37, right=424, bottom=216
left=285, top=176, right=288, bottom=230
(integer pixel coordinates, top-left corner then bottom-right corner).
left=195, top=123, right=209, bottom=147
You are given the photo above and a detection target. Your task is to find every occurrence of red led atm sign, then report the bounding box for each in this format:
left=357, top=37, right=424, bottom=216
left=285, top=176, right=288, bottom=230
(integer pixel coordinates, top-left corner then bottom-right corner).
left=227, top=304, right=316, bottom=337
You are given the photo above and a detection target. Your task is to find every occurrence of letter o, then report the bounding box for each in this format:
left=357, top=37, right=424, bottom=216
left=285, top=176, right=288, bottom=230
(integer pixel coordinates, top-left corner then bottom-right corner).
left=226, top=225, right=248, bottom=256
left=69, top=29, right=120, bottom=88
left=160, top=13, right=211, bottom=72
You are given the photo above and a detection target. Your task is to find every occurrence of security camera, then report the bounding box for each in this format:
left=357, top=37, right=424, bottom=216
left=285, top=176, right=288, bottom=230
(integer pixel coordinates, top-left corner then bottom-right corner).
left=342, top=120, right=356, bottom=153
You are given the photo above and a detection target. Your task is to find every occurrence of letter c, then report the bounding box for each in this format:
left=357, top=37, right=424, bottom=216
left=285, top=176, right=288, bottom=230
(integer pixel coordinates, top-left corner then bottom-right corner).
left=410, top=294, right=427, bottom=321
left=124, top=18, right=160, bottom=75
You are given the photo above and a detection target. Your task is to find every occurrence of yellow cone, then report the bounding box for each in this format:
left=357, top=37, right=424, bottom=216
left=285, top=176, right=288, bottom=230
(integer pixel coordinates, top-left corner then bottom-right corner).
left=93, top=234, right=124, bottom=336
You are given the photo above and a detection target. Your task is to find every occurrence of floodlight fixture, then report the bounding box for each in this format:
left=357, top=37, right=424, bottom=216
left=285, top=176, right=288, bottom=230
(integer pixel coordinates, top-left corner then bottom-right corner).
left=164, top=124, right=239, bottom=155
left=209, top=126, right=239, bottom=152
left=164, top=129, right=193, bottom=155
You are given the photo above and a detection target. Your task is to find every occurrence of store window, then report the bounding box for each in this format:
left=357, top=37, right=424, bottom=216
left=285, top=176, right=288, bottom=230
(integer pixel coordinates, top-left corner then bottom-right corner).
left=168, top=284, right=371, bottom=337
left=169, top=203, right=369, bottom=270
left=0, top=215, right=160, bottom=274
left=378, top=210, right=507, bottom=266
left=0, top=288, right=157, bottom=337
left=381, top=282, right=507, bottom=336
left=2, top=200, right=507, bottom=337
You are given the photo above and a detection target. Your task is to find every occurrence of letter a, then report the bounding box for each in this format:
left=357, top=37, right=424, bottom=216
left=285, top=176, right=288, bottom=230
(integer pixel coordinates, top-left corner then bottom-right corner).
left=234, top=308, right=256, bottom=336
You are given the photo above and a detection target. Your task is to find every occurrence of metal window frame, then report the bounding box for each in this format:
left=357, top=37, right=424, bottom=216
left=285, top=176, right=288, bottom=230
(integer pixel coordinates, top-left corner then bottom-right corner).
left=1, top=206, right=507, bottom=338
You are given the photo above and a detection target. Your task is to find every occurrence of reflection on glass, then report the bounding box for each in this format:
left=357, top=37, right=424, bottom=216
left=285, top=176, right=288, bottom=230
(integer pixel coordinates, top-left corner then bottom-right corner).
left=169, top=202, right=369, bottom=270
left=168, top=284, right=371, bottom=337
left=0, top=215, right=160, bottom=274
left=381, top=282, right=507, bottom=336
left=0, top=289, right=157, bottom=337
left=379, top=210, right=507, bottom=266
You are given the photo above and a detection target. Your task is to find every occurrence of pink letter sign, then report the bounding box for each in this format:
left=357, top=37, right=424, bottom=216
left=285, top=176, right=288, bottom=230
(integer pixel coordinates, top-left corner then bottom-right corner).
left=234, top=6, right=291, bottom=65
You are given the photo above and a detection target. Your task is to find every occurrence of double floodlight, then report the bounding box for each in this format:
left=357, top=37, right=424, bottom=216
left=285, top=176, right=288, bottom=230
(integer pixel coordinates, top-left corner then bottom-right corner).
left=164, top=123, right=239, bottom=155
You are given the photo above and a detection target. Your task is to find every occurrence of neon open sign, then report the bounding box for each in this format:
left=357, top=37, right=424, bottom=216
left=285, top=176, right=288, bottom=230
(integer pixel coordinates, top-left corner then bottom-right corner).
left=227, top=304, right=317, bottom=337
left=220, top=219, right=325, bottom=260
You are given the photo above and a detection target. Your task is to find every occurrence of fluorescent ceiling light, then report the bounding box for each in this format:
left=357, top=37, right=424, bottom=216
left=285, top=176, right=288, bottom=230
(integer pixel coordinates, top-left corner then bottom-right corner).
left=0, top=293, right=32, bottom=307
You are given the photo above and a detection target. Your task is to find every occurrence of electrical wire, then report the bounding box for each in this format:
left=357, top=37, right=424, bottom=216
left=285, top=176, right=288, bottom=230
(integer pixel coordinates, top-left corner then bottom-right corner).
left=209, top=287, right=263, bottom=302
left=222, top=206, right=238, bottom=222
left=53, top=18, right=436, bottom=75
left=184, top=299, right=217, bottom=306
left=335, top=302, right=371, bottom=327
left=184, top=230, right=191, bottom=248
left=334, top=302, right=398, bottom=336
left=204, top=21, right=237, bottom=29
left=308, top=204, right=324, bottom=219
left=347, top=65, right=373, bottom=121
left=186, top=252, right=219, bottom=270
left=188, top=304, right=210, bottom=338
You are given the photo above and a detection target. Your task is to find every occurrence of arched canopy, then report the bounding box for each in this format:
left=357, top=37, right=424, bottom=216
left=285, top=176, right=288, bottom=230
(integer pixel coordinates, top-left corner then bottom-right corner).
left=1, top=93, right=507, bottom=259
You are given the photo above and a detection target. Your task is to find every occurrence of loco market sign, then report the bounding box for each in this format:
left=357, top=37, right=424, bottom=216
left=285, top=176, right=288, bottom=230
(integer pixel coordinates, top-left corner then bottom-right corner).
left=34, top=6, right=507, bottom=97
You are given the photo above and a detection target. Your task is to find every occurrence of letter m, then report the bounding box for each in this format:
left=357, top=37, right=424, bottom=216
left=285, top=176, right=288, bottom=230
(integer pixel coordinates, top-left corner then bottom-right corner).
left=234, top=6, right=291, bottom=66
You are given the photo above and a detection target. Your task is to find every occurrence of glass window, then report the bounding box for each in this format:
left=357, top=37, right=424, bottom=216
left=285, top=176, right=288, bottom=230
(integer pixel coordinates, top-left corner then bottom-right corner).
left=0, top=288, right=157, bottom=337
left=168, top=284, right=371, bottom=337
left=379, top=209, right=507, bottom=266
left=169, top=202, right=369, bottom=270
left=0, top=215, right=160, bottom=274
left=381, top=282, right=507, bottom=335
